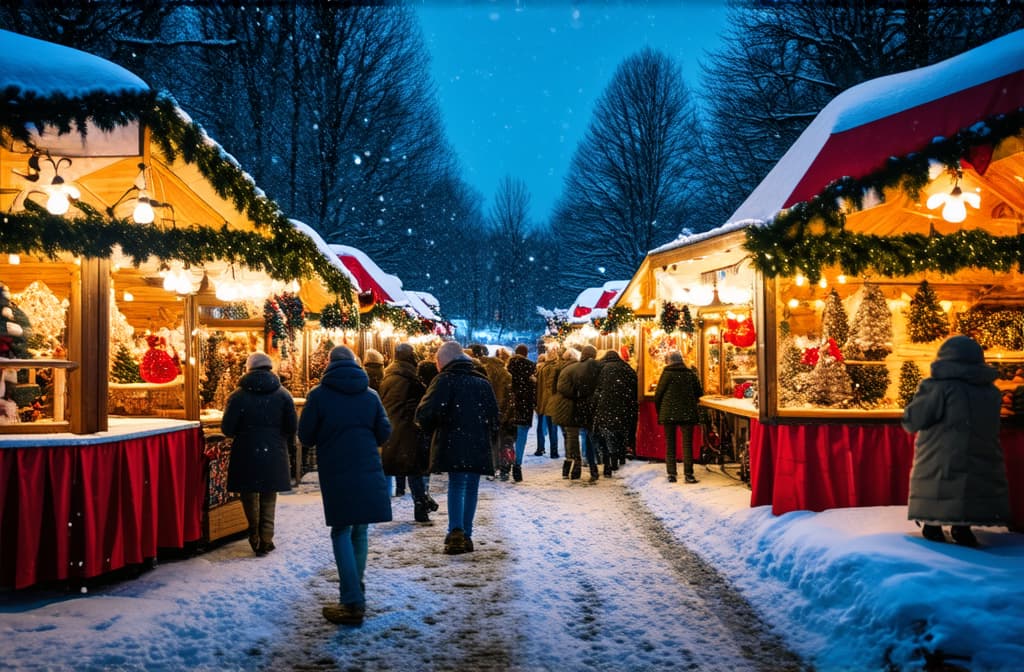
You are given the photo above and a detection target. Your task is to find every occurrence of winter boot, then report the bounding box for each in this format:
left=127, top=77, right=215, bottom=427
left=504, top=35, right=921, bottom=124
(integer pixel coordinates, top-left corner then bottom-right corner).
left=444, top=528, right=468, bottom=555
left=588, top=465, right=599, bottom=483
left=425, top=494, right=440, bottom=512
left=603, top=464, right=613, bottom=478
left=920, top=524, right=945, bottom=542
left=562, top=460, right=573, bottom=479
left=512, top=465, right=523, bottom=482
left=533, top=446, right=545, bottom=457
left=570, top=461, right=582, bottom=480
left=414, top=498, right=431, bottom=523
left=951, top=525, right=978, bottom=547
left=684, top=474, right=699, bottom=484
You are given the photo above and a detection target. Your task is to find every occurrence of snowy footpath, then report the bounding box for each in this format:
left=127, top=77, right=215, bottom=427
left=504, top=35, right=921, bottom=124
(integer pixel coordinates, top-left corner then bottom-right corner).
left=1, top=454, right=1022, bottom=672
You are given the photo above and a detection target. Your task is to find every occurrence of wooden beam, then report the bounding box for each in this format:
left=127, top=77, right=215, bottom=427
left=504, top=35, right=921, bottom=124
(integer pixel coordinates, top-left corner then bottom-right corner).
left=68, top=257, right=110, bottom=434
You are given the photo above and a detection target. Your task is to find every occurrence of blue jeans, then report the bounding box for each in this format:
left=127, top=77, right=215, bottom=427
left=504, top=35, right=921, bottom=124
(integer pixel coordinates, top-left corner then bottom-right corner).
left=330, top=524, right=368, bottom=607
left=514, top=425, right=530, bottom=465
left=447, top=471, right=481, bottom=539
left=537, top=414, right=557, bottom=452
left=581, top=428, right=597, bottom=467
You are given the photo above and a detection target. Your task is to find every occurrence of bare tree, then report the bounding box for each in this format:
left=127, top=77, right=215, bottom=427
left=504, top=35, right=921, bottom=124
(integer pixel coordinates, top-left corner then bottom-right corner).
left=550, top=47, right=701, bottom=298
left=487, top=176, right=535, bottom=334
left=696, top=0, right=1024, bottom=226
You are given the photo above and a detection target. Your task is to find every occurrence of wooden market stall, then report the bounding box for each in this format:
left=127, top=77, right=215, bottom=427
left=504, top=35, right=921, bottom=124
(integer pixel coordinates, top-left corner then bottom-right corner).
left=546, top=280, right=631, bottom=356
left=0, top=30, right=356, bottom=589
left=616, top=29, right=1024, bottom=526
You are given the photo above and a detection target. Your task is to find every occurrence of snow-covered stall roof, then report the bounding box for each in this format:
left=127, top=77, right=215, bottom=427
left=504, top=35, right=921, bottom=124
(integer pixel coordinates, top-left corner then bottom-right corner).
left=728, top=29, right=1024, bottom=224
left=327, top=245, right=438, bottom=320
left=0, top=29, right=148, bottom=99
left=568, top=280, right=627, bottom=323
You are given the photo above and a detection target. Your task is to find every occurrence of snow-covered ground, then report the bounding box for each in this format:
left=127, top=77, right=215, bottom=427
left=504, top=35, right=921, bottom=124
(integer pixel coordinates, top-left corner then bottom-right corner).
left=1, top=455, right=1022, bottom=671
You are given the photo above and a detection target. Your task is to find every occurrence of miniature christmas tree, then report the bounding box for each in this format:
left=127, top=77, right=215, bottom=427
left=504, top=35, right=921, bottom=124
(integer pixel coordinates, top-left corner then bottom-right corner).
left=898, top=360, right=924, bottom=407
left=680, top=305, right=695, bottom=335
left=778, top=324, right=813, bottom=406
left=0, top=282, right=31, bottom=360
left=845, top=283, right=892, bottom=361
left=200, top=332, right=227, bottom=406
left=821, top=288, right=849, bottom=347
left=806, top=337, right=853, bottom=406
left=906, top=280, right=949, bottom=343
left=111, top=343, right=144, bottom=384
left=308, top=339, right=333, bottom=385
left=660, top=301, right=680, bottom=333
left=848, top=364, right=890, bottom=406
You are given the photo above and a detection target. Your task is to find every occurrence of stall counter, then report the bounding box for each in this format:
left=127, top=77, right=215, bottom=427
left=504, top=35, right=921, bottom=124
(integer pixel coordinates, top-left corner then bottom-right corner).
left=0, top=418, right=205, bottom=589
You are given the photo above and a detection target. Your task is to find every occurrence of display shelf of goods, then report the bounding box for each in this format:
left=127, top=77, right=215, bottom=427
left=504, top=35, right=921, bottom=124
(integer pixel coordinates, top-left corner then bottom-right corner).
left=108, top=379, right=184, bottom=416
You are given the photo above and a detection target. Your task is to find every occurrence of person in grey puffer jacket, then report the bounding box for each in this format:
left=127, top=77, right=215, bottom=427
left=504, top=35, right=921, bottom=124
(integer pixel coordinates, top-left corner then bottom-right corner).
left=902, top=334, right=1010, bottom=547
left=222, top=351, right=297, bottom=556
left=299, top=345, right=392, bottom=626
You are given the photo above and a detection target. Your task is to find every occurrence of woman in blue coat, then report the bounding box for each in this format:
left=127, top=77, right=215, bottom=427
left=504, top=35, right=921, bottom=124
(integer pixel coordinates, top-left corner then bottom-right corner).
left=298, top=346, right=392, bottom=626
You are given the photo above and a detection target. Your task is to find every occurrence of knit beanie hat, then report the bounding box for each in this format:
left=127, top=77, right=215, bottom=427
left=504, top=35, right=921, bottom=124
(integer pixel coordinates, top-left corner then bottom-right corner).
left=515, top=344, right=529, bottom=356
left=246, top=352, right=273, bottom=371
left=581, top=344, right=597, bottom=360
left=436, top=340, right=469, bottom=370
left=364, top=348, right=385, bottom=364
left=329, top=345, right=356, bottom=361
left=667, top=351, right=683, bottom=364
left=394, top=342, right=416, bottom=364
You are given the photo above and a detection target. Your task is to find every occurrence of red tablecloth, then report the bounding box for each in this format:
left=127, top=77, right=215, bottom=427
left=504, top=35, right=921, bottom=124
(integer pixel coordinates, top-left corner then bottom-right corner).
left=0, top=426, right=205, bottom=589
left=635, top=400, right=701, bottom=461
left=749, top=419, right=1024, bottom=527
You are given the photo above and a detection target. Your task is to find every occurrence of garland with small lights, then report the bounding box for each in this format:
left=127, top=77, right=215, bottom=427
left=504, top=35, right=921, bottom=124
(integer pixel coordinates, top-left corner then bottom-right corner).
left=1, top=93, right=353, bottom=296
left=319, top=300, right=359, bottom=331
left=679, top=305, right=695, bottom=335
left=744, top=106, right=1024, bottom=281
left=600, top=305, right=635, bottom=335
left=956, top=307, right=1024, bottom=350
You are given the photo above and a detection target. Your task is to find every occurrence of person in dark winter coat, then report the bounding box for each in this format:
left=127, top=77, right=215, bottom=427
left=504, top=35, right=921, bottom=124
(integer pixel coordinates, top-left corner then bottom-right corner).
left=558, top=345, right=603, bottom=481
left=415, top=341, right=499, bottom=555
left=654, top=351, right=703, bottom=484
left=902, top=335, right=1011, bottom=547
left=507, top=344, right=537, bottom=481
left=379, top=342, right=436, bottom=523
left=222, top=351, right=297, bottom=556
left=298, top=346, right=392, bottom=626
left=551, top=347, right=582, bottom=479
left=592, top=349, right=638, bottom=476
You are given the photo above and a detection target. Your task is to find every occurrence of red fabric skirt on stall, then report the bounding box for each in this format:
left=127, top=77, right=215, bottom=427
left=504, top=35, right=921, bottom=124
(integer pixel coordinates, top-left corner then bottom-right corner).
left=0, top=424, right=205, bottom=589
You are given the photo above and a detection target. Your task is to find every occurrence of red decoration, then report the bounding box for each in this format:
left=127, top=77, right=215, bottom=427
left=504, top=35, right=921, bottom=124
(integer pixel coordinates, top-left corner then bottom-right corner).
left=619, top=345, right=630, bottom=362
left=733, top=381, right=753, bottom=399
left=140, top=335, right=179, bottom=384
left=723, top=317, right=756, bottom=348
left=800, top=338, right=844, bottom=368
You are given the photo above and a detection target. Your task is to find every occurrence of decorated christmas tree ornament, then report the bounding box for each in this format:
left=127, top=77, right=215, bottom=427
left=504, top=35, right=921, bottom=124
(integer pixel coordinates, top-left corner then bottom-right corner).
left=821, top=288, right=849, bottom=347
left=844, top=283, right=892, bottom=361
left=659, top=301, right=680, bottom=333
left=111, top=343, right=144, bottom=384
left=140, top=335, right=179, bottom=384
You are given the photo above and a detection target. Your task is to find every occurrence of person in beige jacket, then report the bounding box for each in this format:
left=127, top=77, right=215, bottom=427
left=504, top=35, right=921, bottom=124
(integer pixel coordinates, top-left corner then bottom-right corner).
left=536, top=344, right=562, bottom=458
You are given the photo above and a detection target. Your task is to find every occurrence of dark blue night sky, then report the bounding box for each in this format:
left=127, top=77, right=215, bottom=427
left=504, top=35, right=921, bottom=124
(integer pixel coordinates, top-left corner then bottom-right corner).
left=417, top=1, right=729, bottom=225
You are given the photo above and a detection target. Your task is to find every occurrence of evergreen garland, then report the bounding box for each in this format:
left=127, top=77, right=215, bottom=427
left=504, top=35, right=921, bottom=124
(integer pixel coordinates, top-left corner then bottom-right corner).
left=898, top=360, right=924, bottom=407
left=263, top=297, right=288, bottom=352
left=319, top=300, right=359, bottom=331
left=820, top=288, right=849, bottom=346
left=1, top=92, right=353, bottom=296
left=600, top=305, right=635, bottom=335
left=680, top=305, right=695, bottom=335
left=660, top=301, right=681, bottom=332
left=743, top=106, right=1024, bottom=282
left=110, top=343, right=143, bottom=384
left=906, top=280, right=949, bottom=343
left=956, top=308, right=1024, bottom=350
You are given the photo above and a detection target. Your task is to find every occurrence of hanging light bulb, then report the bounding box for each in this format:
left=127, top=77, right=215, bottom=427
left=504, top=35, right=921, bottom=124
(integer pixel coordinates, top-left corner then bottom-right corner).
left=132, top=191, right=155, bottom=224
left=926, top=167, right=981, bottom=223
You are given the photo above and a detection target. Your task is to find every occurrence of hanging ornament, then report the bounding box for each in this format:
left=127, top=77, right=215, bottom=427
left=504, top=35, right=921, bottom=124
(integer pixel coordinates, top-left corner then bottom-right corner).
left=358, top=290, right=376, bottom=313
left=140, top=335, right=179, bottom=384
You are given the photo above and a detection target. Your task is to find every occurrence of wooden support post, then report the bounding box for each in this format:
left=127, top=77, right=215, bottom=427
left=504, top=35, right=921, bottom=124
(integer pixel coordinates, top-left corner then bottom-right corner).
left=69, top=257, right=109, bottom=434
left=183, top=294, right=200, bottom=421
